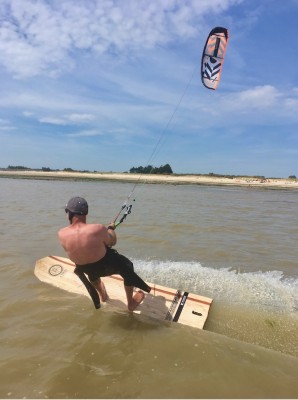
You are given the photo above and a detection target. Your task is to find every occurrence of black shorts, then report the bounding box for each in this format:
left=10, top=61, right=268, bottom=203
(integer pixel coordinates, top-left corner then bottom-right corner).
left=75, top=247, right=151, bottom=293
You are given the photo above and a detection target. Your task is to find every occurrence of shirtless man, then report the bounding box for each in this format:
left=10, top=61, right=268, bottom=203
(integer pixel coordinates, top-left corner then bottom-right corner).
left=58, top=196, right=151, bottom=311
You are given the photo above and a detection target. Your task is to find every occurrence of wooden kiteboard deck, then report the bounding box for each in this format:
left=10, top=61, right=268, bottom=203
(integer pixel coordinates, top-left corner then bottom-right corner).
left=35, top=256, right=212, bottom=330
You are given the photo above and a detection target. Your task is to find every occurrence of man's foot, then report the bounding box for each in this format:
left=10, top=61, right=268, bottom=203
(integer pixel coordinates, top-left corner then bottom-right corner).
left=127, top=290, right=145, bottom=311
left=94, top=280, right=109, bottom=302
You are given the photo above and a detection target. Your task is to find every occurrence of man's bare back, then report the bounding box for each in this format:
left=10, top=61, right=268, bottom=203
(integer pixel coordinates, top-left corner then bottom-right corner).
left=58, top=221, right=116, bottom=265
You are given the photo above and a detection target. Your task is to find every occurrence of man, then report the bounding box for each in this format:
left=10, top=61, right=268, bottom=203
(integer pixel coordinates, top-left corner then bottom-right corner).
left=58, top=196, right=151, bottom=311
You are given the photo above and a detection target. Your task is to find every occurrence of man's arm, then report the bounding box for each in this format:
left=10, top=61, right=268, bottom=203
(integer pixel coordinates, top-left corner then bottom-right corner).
left=57, top=228, right=67, bottom=251
left=104, top=222, right=117, bottom=247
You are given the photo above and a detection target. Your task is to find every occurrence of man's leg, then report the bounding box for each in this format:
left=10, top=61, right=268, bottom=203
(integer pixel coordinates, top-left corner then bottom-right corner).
left=112, top=252, right=151, bottom=294
left=124, top=285, right=145, bottom=311
left=92, top=278, right=109, bottom=302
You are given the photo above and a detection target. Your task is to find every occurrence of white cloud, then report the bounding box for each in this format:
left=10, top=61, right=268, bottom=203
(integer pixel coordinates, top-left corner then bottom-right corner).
left=66, top=113, right=95, bottom=123
left=237, top=85, right=281, bottom=108
left=0, top=126, right=15, bottom=131
left=229, top=85, right=298, bottom=121
left=39, top=117, right=67, bottom=125
left=0, top=125, right=15, bottom=132
left=189, top=84, right=298, bottom=132
left=0, top=118, right=15, bottom=131
left=284, top=98, right=298, bottom=110
left=219, top=85, right=282, bottom=115
left=39, top=113, right=95, bottom=125
left=283, top=89, right=298, bottom=112
left=0, top=0, right=241, bottom=78
left=66, top=129, right=102, bottom=137
left=22, top=111, right=34, bottom=117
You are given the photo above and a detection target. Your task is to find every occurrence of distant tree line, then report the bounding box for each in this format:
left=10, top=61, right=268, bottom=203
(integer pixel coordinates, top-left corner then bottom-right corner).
left=208, top=172, right=267, bottom=179
left=129, top=164, right=173, bottom=174
left=4, top=165, right=297, bottom=180
left=6, top=166, right=92, bottom=173
left=7, top=165, right=30, bottom=170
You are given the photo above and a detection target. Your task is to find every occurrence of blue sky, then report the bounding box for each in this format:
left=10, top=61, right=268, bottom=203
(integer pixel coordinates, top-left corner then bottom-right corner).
left=0, top=0, right=297, bottom=178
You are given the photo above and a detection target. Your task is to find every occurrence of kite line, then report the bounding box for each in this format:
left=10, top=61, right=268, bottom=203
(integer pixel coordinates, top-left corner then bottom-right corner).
left=113, top=26, right=229, bottom=228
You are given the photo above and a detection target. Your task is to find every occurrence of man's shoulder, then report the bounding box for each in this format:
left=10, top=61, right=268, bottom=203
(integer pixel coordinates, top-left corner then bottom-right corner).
left=58, top=225, right=69, bottom=237
left=89, top=223, right=106, bottom=232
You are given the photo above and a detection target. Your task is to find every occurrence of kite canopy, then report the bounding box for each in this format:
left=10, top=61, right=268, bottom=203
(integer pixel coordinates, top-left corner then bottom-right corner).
left=201, top=27, right=229, bottom=90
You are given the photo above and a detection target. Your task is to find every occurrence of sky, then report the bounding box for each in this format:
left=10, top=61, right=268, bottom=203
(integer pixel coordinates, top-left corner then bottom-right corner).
left=0, top=0, right=298, bottom=178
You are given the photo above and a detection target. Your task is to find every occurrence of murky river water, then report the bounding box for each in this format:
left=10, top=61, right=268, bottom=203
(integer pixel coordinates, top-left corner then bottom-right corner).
left=0, top=177, right=297, bottom=398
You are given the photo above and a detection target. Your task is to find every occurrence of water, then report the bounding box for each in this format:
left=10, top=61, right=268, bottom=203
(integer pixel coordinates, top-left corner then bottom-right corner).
left=0, top=177, right=297, bottom=398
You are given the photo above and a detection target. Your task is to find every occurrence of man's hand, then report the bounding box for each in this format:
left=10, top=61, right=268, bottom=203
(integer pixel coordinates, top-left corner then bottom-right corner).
left=107, top=222, right=116, bottom=230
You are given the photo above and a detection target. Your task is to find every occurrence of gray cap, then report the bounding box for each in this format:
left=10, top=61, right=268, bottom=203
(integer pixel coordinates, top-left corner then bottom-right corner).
left=65, top=197, right=88, bottom=215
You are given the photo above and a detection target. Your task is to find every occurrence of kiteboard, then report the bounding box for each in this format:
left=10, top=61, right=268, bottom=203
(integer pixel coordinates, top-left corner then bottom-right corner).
left=34, top=255, right=212, bottom=330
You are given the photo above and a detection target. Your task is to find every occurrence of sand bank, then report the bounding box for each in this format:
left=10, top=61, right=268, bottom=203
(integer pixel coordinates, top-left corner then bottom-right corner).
left=1, top=170, right=298, bottom=189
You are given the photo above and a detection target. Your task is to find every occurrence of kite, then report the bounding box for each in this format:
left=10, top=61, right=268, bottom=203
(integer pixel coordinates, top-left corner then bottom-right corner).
left=201, top=27, right=229, bottom=90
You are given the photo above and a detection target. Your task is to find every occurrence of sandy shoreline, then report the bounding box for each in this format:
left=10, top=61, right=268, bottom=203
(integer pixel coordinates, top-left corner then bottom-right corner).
left=1, top=170, right=298, bottom=189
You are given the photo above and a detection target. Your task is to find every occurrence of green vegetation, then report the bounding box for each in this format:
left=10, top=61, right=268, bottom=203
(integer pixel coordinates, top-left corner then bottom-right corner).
left=7, top=165, right=30, bottom=170
left=4, top=165, right=95, bottom=173
left=208, top=172, right=266, bottom=180
left=63, top=167, right=95, bottom=173
left=129, top=164, right=173, bottom=174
